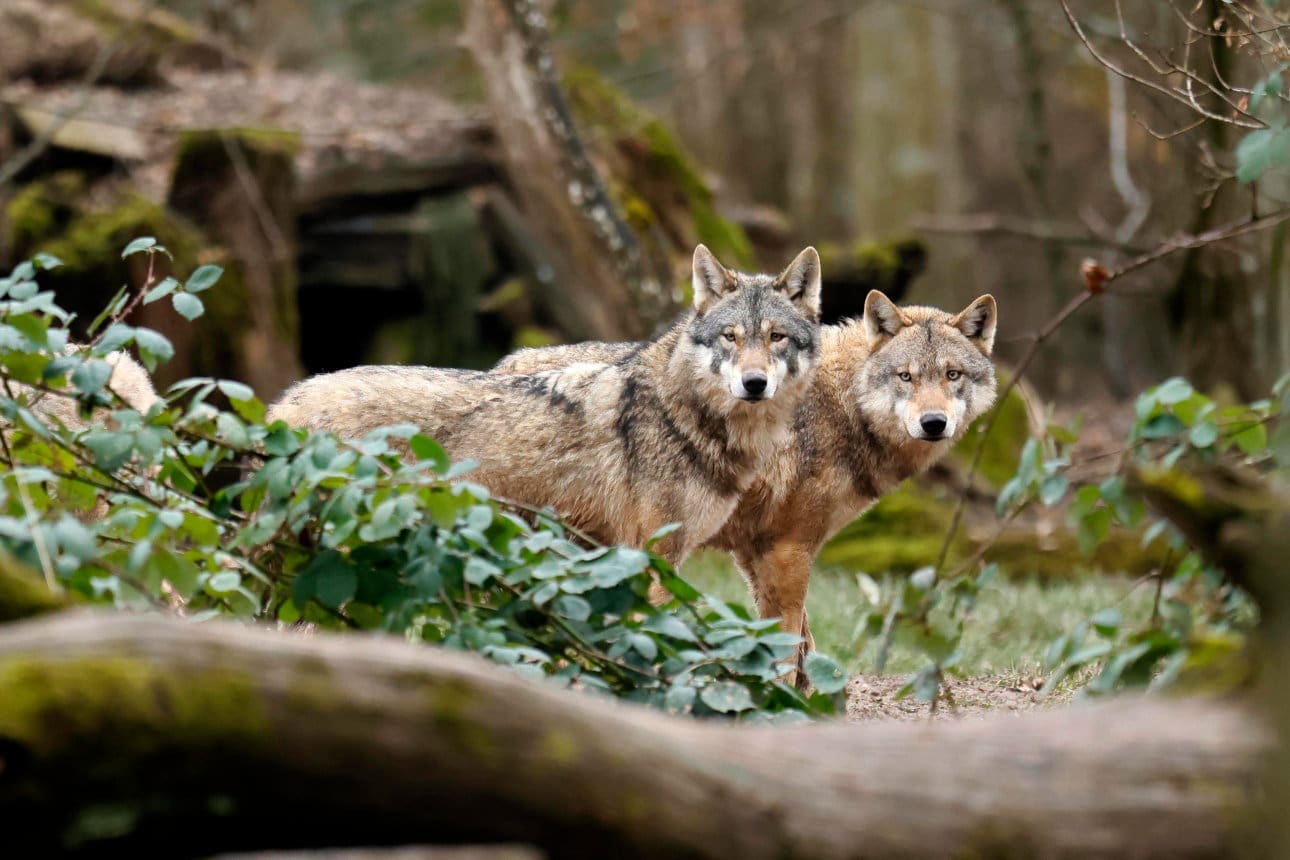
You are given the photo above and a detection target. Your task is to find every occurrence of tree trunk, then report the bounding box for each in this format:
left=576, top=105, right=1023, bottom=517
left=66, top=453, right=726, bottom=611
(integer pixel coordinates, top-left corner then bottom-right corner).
left=463, top=0, right=663, bottom=342
left=166, top=129, right=304, bottom=401
left=0, top=611, right=1263, bottom=859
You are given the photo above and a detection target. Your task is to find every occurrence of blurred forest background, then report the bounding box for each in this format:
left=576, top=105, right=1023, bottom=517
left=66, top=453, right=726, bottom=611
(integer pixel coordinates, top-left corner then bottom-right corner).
left=3, top=0, right=1290, bottom=623
left=6, top=6, right=1290, bottom=849
left=4, top=0, right=1285, bottom=405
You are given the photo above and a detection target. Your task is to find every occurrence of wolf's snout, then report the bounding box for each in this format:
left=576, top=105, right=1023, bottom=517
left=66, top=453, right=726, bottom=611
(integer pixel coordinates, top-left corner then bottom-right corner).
left=919, top=412, right=948, bottom=438
left=741, top=371, right=768, bottom=398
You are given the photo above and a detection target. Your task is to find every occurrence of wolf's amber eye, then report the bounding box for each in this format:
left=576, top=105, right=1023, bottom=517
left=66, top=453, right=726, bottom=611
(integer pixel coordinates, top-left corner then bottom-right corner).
left=898, top=371, right=912, bottom=382
left=946, top=369, right=961, bottom=381
left=723, top=331, right=737, bottom=343
left=770, top=332, right=786, bottom=342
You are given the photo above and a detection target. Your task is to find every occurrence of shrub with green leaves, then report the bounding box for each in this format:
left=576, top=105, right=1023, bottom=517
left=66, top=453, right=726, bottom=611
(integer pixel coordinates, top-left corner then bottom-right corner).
left=864, top=372, right=1285, bottom=704
left=0, top=241, right=846, bottom=720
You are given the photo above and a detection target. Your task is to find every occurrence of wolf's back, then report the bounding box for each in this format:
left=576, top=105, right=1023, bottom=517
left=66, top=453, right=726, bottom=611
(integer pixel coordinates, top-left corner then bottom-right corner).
left=494, top=341, right=641, bottom=374
left=268, top=365, right=488, bottom=440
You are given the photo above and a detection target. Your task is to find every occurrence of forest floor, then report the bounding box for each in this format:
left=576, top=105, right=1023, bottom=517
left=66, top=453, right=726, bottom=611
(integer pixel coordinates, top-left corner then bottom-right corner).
left=682, top=551, right=1147, bottom=721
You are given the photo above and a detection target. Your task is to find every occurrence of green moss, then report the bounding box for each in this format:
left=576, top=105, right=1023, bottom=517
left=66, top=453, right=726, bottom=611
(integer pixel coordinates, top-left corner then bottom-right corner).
left=0, top=551, right=67, bottom=622
left=513, top=326, right=557, bottom=351
left=68, top=0, right=222, bottom=62
left=429, top=677, right=497, bottom=763
left=818, top=240, right=900, bottom=285
left=0, top=656, right=266, bottom=759
left=982, top=526, right=1159, bottom=580
left=819, top=482, right=970, bottom=573
left=563, top=65, right=753, bottom=268
left=540, top=729, right=579, bottom=766
left=173, top=128, right=301, bottom=169
left=5, top=172, right=208, bottom=323
left=818, top=473, right=1163, bottom=580
left=951, top=372, right=1033, bottom=489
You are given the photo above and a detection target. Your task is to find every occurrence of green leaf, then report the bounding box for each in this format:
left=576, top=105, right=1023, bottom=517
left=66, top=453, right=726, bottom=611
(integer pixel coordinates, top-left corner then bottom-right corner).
left=230, top=395, right=265, bottom=425
left=94, top=323, right=136, bottom=354
left=1140, top=414, right=1185, bottom=440
left=1039, top=474, right=1069, bottom=507
left=1090, top=608, right=1122, bottom=638
left=121, top=237, right=157, bottom=258
left=143, top=277, right=180, bottom=304
left=664, top=683, right=696, bottom=714
left=133, top=328, right=174, bottom=368
left=172, top=292, right=205, bottom=321
left=409, top=434, right=450, bottom=472
left=217, top=380, right=255, bottom=402
left=1236, top=119, right=1290, bottom=184
left=1233, top=422, right=1268, bottom=456
left=553, top=595, right=592, bottom=621
left=207, top=571, right=241, bottom=594
left=629, top=632, right=658, bottom=661
left=908, top=566, right=936, bottom=591
left=1154, top=377, right=1193, bottom=406
left=315, top=557, right=358, bottom=610
left=657, top=572, right=701, bottom=602
left=83, top=431, right=135, bottom=471
left=1271, top=419, right=1290, bottom=467
left=803, top=652, right=848, bottom=694
left=642, top=613, right=698, bottom=642
left=645, top=522, right=681, bottom=549
left=699, top=681, right=754, bottom=713
left=71, top=358, right=112, bottom=396
left=185, top=264, right=223, bottom=293
left=1189, top=420, right=1219, bottom=448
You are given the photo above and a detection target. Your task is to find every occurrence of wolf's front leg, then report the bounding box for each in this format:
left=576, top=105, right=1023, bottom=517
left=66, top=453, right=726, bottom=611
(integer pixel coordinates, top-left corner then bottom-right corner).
left=737, top=541, right=815, bottom=690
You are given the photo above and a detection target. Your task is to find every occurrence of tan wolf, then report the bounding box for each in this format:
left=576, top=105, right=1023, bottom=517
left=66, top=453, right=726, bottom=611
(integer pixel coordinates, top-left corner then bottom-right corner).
left=267, top=245, right=824, bottom=566
left=496, top=290, right=998, bottom=681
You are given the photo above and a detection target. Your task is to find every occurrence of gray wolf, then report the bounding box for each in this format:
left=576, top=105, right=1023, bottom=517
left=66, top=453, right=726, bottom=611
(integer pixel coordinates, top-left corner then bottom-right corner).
left=268, top=245, right=824, bottom=566
left=497, top=290, right=999, bottom=683
left=8, top=350, right=159, bottom=431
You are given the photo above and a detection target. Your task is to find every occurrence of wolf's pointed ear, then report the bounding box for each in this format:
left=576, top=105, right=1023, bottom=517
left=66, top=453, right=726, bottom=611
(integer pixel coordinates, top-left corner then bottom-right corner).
left=692, top=244, right=737, bottom=313
left=863, top=290, right=909, bottom=341
left=951, top=295, right=997, bottom=355
left=775, top=246, right=822, bottom=321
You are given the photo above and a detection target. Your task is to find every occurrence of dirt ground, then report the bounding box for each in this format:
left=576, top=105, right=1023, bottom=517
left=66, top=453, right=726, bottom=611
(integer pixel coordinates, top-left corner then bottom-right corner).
left=845, top=673, right=1074, bottom=721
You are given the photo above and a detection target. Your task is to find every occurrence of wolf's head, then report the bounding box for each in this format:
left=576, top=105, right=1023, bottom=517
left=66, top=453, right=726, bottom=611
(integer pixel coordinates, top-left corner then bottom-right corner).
left=856, top=291, right=998, bottom=444
left=683, top=244, right=822, bottom=405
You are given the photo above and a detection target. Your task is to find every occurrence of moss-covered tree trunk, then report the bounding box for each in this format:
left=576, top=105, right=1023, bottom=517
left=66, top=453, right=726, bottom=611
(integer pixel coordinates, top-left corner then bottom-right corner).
left=464, top=0, right=664, bottom=341
left=167, top=129, right=304, bottom=401
left=0, top=609, right=1266, bottom=858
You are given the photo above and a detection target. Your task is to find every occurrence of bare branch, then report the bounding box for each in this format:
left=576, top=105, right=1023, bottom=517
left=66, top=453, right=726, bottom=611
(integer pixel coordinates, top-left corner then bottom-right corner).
left=1059, top=0, right=1265, bottom=130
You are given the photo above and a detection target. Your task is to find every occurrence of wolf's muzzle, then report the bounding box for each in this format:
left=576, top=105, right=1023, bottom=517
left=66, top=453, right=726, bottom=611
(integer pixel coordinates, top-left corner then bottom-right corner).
left=919, top=412, right=948, bottom=439
left=740, top=371, right=768, bottom=400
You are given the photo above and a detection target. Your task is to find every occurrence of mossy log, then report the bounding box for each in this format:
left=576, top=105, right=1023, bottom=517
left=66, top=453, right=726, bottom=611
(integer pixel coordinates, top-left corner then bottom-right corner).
left=168, top=129, right=304, bottom=401
left=1130, top=462, right=1290, bottom=855
left=0, top=610, right=1265, bottom=858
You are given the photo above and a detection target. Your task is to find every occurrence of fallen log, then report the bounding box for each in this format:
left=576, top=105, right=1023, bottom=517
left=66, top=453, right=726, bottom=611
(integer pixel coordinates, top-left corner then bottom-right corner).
left=0, top=611, right=1264, bottom=858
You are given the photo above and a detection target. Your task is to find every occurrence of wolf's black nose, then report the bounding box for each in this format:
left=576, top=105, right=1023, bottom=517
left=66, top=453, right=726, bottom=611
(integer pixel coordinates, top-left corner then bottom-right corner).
left=742, top=372, right=768, bottom=396
left=920, top=413, right=948, bottom=437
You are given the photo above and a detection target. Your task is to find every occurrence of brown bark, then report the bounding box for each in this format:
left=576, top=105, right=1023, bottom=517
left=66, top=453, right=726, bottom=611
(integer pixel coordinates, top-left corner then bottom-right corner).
left=167, top=129, right=304, bottom=401
left=464, top=0, right=662, bottom=342
left=0, top=611, right=1264, bottom=858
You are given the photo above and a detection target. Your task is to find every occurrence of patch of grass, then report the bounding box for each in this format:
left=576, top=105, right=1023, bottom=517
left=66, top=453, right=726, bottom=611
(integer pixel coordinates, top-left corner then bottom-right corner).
left=680, top=551, right=1155, bottom=677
